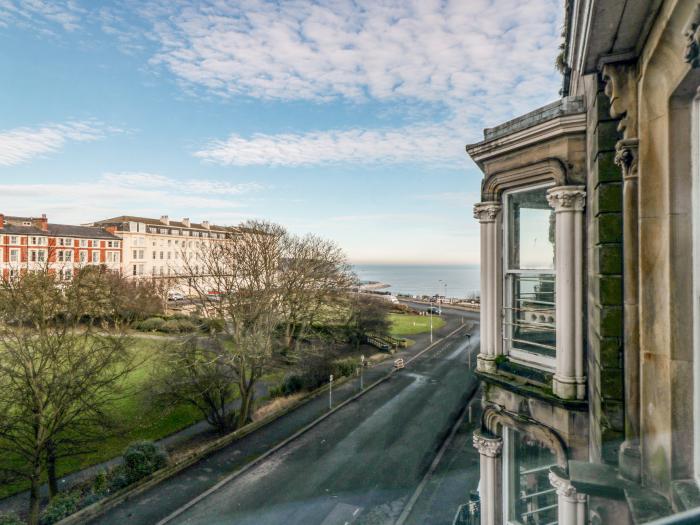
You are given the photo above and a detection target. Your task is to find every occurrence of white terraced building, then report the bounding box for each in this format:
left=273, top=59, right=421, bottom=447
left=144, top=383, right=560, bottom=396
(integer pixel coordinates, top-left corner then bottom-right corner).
left=89, top=215, right=236, bottom=291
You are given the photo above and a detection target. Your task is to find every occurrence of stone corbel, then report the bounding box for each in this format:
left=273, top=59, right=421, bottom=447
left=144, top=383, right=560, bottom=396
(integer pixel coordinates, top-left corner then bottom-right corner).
left=473, top=202, right=501, bottom=223
left=601, top=62, right=638, bottom=139
left=615, top=138, right=640, bottom=180
left=549, top=466, right=587, bottom=525
left=684, top=4, right=700, bottom=68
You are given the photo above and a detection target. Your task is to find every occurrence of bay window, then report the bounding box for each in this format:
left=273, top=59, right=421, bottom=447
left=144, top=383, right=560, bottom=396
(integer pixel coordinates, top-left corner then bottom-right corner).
left=504, top=185, right=557, bottom=369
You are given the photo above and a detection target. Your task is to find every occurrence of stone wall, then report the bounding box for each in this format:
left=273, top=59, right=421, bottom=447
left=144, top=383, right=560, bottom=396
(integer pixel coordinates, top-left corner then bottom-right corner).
left=585, top=76, right=625, bottom=465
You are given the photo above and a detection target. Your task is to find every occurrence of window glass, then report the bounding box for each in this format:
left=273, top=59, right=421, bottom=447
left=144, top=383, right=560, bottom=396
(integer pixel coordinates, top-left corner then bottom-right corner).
left=505, top=428, right=558, bottom=525
left=508, top=188, right=555, bottom=270
left=510, top=275, right=556, bottom=359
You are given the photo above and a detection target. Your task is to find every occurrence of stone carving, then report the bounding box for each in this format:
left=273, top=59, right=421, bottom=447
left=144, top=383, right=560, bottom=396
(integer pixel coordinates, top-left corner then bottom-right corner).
left=548, top=469, right=577, bottom=498
left=684, top=4, right=700, bottom=68
left=546, top=186, right=586, bottom=212
left=601, top=62, right=637, bottom=138
left=473, top=432, right=503, bottom=458
left=473, top=201, right=501, bottom=222
left=614, top=138, right=639, bottom=180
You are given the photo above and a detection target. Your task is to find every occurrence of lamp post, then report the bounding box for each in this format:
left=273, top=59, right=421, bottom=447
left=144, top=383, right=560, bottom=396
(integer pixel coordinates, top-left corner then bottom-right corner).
left=438, top=280, right=443, bottom=315
left=360, top=355, right=364, bottom=390
left=430, top=301, right=433, bottom=344
left=329, top=374, right=333, bottom=409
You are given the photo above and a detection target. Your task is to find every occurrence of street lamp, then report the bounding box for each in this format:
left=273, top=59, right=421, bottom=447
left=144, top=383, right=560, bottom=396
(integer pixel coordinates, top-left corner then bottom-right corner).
left=430, top=301, right=433, bottom=343
left=438, top=280, right=443, bottom=315
left=360, top=355, right=365, bottom=390
left=329, top=374, right=334, bottom=409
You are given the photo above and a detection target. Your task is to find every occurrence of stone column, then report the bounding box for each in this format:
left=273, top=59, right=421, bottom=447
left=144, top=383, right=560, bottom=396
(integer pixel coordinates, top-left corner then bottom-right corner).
left=473, top=431, right=503, bottom=525
left=473, top=202, right=502, bottom=373
left=616, top=138, right=642, bottom=482
left=549, top=467, right=587, bottom=525
left=546, top=186, right=586, bottom=400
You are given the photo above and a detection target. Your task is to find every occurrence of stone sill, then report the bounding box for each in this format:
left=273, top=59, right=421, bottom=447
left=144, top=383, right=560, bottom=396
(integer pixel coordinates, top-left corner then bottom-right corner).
left=475, top=369, right=588, bottom=411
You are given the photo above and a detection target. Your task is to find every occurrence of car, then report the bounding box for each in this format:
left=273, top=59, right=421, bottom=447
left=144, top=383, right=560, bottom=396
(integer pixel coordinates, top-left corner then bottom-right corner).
left=426, top=306, right=440, bottom=315
left=167, top=292, right=185, bottom=301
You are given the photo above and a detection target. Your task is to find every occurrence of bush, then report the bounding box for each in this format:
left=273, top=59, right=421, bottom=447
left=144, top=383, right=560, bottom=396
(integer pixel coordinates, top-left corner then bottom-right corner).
left=121, top=441, right=168, bottom=484
left=160, top=319, right=198, bottom=333
left=200, top=317, right=225, bottom=333
left=0, top=513, right=24, bottom=525
left=39, top=492, right=80, bottom=525
left=332, top=359, right=356, bottom=379
left=136, top=317, right=165, bottom=332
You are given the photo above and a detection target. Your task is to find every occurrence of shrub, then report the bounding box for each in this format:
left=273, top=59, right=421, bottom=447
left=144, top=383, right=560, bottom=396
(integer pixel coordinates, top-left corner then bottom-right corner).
left=332, top=360, right=356, bottom=379
left=175, top=319, right=198, bottom=333
left=39, top=492, right=80, bottom=525
left=136, top=317, right=165, bottom=332
left=0, top=513, right=24, bottom=525
left=121, top=441, right=169, bottom=484
left=160, top=319, right=197, bottom=333
left=199, top=317, right=225, bottom=333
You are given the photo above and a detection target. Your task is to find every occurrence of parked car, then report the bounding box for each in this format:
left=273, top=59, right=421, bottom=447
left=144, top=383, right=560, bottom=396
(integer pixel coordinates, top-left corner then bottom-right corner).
left=426, top=306, right=440, bottom=315
left=167, top=291, right=185, bottom=301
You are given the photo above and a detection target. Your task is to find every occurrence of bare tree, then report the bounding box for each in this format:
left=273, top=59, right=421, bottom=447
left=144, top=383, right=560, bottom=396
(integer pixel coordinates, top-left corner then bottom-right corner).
left=277, top=233, right=354, bottom=355
left=0, top=270, right=135, bottom=525
left=152, top=336, right=238, bottom=433
left=174, top=220, right=353, bottom=428
left=344, top=294, right=392, bottom=350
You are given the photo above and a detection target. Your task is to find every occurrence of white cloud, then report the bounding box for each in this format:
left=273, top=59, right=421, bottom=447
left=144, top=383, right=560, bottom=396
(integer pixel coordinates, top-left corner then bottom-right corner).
left=194, top=123, right=467, bottom=166
left=0, top=121, right=108, bottom=167
left=145, top=0, right=561, bottom=108
left=135, top=0, right=562, bottom=167
left=0, top=173, right=264, bottom=225
left=0, top=0, right=84, bottom=32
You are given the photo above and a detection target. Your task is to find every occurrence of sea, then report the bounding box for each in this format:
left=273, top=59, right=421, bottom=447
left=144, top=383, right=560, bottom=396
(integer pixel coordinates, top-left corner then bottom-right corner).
left=352, top=264, right=480, bottom=300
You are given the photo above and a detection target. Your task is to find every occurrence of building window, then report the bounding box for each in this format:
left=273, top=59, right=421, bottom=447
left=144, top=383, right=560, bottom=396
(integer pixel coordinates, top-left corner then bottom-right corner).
left=80, top=239, right=87, bottom=248
left=503, top=428, right=558, bottom=525
left=504, top=185, right=556, bottom=369
left=80, top=251, right=87, bottom=263
left=92, top=251, right=99, bottom=263
left=10, top=248, right=21, bottom=262
left=9, top=236, right=18, bottom=244
left=65, top=251, right=72, bottom=262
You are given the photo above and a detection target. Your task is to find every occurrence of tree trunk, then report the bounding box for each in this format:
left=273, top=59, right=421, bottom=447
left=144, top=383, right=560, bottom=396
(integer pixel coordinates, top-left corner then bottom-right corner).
left=46, top=440, right=58, bottom=499
left=237, top=387, right=254, bottom=429
left=28, top=456, right=42, bottom=525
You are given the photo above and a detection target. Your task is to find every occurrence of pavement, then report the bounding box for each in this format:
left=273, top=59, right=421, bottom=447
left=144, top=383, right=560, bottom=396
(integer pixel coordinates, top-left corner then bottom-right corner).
left=160, top=309, right=480, bottom=525
left=82, top=307, right=478, bottom=525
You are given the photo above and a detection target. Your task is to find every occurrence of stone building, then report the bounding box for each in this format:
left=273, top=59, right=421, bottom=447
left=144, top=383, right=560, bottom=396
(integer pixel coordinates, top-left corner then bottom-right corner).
left=467, top=1, right=700, bottom=523
left=90, top=215, right=235, bottom=292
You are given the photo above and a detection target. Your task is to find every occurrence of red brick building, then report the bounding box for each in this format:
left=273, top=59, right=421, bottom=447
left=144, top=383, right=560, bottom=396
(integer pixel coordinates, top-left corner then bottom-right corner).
left=0, top=213, right=122, bottom=280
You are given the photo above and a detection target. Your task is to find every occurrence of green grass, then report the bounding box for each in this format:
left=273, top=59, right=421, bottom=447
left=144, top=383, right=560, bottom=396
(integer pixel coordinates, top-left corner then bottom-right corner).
left=389, top=313, right=446, bottom=336
left=0, top=338, right=225, bottom=499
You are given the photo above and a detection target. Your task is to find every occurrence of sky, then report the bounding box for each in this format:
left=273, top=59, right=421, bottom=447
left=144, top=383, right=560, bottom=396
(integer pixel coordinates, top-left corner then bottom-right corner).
left=0, top=0, right=564, bottom=265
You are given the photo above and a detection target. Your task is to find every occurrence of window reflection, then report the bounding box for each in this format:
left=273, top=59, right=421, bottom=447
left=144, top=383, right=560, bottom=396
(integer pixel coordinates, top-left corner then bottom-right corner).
left=505, top=428, right=558, bottom=525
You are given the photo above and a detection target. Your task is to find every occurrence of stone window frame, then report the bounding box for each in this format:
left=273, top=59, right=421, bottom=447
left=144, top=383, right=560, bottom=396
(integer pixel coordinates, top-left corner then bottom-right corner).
left=474, top=159, right=586, bottom=400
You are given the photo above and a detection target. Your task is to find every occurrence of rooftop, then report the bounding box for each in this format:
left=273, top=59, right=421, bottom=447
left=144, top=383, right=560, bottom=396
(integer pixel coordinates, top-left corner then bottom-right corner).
left=92, top=215, right=234, bottom=233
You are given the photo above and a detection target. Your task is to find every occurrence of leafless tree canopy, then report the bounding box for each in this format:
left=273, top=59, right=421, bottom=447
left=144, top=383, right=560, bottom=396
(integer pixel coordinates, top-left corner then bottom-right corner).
left=169, top=220, right=355, bottom=429
left=0, top=270, right=136, bottom=525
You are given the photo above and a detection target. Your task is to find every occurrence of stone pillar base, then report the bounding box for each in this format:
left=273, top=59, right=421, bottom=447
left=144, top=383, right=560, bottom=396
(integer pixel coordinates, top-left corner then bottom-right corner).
left=477, top=354, right=497, bottom=373
left=552, top=375, right=585, bottom=400
left=619, top=440, right=642, bottom=483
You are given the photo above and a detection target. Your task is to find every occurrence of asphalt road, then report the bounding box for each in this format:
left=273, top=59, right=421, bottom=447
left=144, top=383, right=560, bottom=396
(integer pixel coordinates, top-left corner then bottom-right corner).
left=167, top=314, right=481, bottom=525
left=88, top=309, right=479, bottom=525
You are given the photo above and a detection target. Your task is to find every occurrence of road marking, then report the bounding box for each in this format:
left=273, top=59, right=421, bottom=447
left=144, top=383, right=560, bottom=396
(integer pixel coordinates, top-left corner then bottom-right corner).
left=353, top=507, right=361, bottom=516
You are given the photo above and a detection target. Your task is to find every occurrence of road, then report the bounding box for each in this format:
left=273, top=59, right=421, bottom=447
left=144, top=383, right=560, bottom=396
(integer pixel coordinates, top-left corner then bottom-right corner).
left=88, top=308, right=479, bottom=525
left=167, top=312, right=480, bottom=525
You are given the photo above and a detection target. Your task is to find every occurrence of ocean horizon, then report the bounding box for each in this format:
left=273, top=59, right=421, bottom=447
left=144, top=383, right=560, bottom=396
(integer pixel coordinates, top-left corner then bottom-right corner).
left=352, top=263, right=480, bottom=300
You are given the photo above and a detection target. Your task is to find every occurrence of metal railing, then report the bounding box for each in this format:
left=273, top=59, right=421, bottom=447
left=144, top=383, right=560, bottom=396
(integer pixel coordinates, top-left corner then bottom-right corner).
left=646, top=507, right=700, bottom=525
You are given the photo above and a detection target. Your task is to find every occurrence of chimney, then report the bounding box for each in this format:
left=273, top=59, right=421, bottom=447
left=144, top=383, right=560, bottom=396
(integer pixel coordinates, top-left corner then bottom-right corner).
left=0, top=214, right=4, bottom=229
left=33, top=214, right=49, bottom=231
left=182, top=218, right=191, bottom=228
left=202, top=220, right=210, bottom=230
left=160, top=215, right=170, bottom=225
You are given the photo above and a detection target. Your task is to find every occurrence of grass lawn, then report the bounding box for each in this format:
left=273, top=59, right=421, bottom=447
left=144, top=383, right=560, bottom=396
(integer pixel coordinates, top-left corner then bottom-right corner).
left=1, top=336, right=252, bottom=499
left=389, top=313, right=446, bottom=336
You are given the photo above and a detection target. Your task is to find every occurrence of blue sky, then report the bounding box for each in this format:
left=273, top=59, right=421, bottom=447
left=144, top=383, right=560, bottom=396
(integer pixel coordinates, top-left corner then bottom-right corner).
left=0, top=0, right=563, bottom=264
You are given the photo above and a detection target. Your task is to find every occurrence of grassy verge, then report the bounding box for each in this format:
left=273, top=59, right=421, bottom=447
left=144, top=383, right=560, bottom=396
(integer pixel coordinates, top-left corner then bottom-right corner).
left=389, top=313, right=446, bottom=336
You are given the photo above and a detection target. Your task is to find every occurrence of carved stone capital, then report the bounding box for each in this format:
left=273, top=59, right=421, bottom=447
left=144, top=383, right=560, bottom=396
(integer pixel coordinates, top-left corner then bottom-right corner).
left=473, top=201, right=501, bottom=223
left=614, top=138, right=639, bottom=180
left=546, top=186, right=586, bottom=212
left=601, top=62, right=637, bottom=139
left=473, top=431, right=502, bottom=458
left=548, top=467, right=577, bottom=498
left=684, top=4, right=700, bottom=68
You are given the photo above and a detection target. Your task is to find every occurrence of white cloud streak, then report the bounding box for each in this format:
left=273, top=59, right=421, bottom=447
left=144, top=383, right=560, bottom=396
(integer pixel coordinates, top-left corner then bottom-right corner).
left=0, top=173, right=264, bottom=225
left=0, top=0, right=84, bottom=32
left=194, top=123, right=465, bottom=166
left=0, top=121, right=108, bottom=167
